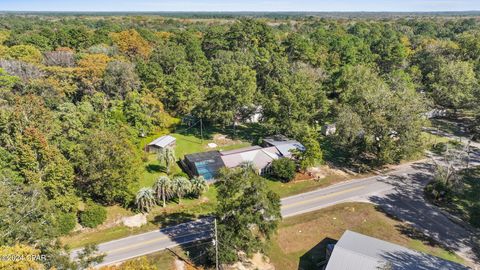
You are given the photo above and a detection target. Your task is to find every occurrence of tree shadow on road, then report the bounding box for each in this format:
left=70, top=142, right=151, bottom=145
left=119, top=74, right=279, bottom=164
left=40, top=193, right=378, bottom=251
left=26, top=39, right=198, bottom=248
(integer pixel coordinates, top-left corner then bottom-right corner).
left=153, top=212, right=198, bottom=227
left=380, top=250, right=470, bottom=270
left=369, top=171, right=474, bottom=257
left=410, top=162, right=435, bottom=174
left=395, top=224, right=452, bottom=251
left=159, top=217, right=214, bottom=269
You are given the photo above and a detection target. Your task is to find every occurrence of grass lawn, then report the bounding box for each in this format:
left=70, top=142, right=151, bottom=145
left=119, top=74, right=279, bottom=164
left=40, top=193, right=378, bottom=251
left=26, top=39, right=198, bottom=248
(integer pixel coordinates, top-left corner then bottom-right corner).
left=266, top=174, right=349, bottom=198
left=101, top=242, right=211, bottom=270
left=266, top=202, right=465, bottom=270
left=136, top=130, right=251, bottom=191
left=421, top=131, right=455, bottom=149
left=62, top=187, right=218, bottom=249
left=100, top=246, right=186, bottom=270
left=143, top=250, right=177, bottom=270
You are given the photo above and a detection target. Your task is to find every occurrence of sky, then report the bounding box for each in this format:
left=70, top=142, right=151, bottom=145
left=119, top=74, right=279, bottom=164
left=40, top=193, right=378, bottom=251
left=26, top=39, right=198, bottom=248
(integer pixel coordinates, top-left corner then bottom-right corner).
left=0, top=0, right=479, bottom=12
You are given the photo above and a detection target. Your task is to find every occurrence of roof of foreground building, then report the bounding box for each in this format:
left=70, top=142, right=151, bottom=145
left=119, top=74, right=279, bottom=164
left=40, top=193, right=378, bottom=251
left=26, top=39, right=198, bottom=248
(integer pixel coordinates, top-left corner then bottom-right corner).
left=326, top=230, right=470, bottom=270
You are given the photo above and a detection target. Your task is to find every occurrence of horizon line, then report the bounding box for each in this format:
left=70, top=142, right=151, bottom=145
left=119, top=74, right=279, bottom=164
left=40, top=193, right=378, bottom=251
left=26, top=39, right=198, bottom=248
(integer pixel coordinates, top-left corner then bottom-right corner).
left=1, top=10, right=480, bottom=13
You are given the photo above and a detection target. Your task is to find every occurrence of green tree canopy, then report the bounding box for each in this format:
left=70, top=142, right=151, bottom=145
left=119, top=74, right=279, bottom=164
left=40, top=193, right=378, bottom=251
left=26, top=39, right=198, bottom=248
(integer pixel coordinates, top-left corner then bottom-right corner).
left=74, top=128, right=140, bottom=205
left=214, top=166, right=281, bottom=263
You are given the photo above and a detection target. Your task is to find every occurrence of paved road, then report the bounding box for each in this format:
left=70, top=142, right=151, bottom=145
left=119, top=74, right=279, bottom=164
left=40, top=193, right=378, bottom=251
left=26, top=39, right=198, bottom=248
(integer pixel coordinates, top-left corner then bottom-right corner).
left=71, top=218, right=214, bottom=268
left=75, top=147, right=480, bottom=268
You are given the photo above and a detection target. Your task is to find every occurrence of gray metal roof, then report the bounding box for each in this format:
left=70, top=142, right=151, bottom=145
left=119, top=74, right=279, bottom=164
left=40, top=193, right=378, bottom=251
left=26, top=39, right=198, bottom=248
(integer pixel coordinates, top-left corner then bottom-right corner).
left=263, top=135, right=295, bottom=146
left=220, top=146, right=281, bottom=171
left=148, top=135, right=176, bottom=148
left=220, top=145, right=262, bottom=156
left=275, top=142, right=305, bottom=157
left=326, top=231, right=470, bottom=270
left=262, top=135, right=305, bottom=157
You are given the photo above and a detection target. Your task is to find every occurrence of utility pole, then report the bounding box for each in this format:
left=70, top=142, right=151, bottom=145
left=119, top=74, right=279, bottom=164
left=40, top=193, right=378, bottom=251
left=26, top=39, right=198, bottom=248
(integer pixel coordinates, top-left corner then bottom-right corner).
left=200, top=118, right=204, bottom=143
left=214, top=218, right=219, bottom=270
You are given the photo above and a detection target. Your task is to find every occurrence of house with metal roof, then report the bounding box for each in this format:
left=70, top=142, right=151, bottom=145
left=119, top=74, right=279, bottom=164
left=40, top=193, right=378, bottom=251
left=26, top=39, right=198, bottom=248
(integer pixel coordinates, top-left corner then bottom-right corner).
left=181, top=136, right=305, bottom=180
left=325, top=230, right=469, bottom=270
left=147, top=135, right=176, bottom=152
left=262, top=135, right=305, bottom=157
left=220, top=146, right=282, bottom=175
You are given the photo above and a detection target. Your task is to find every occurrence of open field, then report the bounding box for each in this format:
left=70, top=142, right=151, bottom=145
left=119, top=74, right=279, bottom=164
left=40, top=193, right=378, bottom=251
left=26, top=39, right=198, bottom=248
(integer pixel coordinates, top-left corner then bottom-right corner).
left=266, top=202, right=465, bottom=270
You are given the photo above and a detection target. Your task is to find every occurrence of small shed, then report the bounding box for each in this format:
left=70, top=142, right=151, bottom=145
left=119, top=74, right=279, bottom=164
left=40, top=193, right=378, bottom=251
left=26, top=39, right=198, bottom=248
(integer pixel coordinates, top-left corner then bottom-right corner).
left=147, top=135, right=176, bottom=152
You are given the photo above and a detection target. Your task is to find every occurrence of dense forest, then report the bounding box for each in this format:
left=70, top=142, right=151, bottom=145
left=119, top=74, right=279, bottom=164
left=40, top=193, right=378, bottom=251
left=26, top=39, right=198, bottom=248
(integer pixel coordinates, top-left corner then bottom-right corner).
left=0, top=15, right=480, bottom=268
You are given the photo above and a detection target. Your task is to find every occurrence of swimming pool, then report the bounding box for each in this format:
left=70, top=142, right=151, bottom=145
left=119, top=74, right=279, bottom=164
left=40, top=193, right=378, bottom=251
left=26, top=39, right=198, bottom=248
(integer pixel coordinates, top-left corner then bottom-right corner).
left=194, top=160, right=215, bottom=180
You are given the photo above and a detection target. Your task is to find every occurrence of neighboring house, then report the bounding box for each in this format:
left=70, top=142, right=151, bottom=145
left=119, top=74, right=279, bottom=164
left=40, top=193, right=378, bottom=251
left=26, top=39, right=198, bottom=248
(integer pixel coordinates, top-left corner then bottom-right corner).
left=182, top=136, right=304, bottom=180
left=147, top=135, right=176, bottom=152
left=235, top=105, right=263, bottom=124
left=322, top=124, right=337, bottom=136
left=262, top=135, right=305, bottom=158
left=324, top=230, right=469, bottom=270
left=244, top=105, right=263, bottom=124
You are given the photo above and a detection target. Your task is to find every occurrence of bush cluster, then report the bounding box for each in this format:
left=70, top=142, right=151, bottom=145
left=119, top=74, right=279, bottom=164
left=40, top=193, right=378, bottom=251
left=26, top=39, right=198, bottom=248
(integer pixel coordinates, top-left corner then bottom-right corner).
left=56, top=212, right=77, bottom=235
left=271, top=158, right=297, bottom=182
left=79, top=202, right=107, bottom=228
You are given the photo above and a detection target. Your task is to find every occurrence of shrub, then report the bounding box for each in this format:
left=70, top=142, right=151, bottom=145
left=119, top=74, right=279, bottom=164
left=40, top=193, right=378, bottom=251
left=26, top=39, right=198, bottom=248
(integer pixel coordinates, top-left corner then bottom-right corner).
left=271, top=158, right=297, bottom=182
left=56, top=212, right=77, bottom=235
left=79, top=202, right=107, bottom=228
left=424, top=181, right=451, bottom=202
left=470, top=203, right=480, bottom=228
left=173, top=172, right=189, bottom=178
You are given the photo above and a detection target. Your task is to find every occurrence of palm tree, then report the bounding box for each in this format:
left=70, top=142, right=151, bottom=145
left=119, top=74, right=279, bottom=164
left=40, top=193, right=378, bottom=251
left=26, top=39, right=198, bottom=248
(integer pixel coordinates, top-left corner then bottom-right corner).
left=171, top=176, right=192, bottom=204
left=190, top=176, right=208, bottom=198
left=153, top=175, right=173, bottom=207
left=158, top=147, right=176, bottom=174
left=135, top=187, right=156, bottom=213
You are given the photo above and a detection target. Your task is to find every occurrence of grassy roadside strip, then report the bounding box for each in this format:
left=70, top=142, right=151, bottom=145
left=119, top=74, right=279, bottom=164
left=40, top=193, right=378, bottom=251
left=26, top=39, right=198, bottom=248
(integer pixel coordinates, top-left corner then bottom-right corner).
left=62, top=173, right=350, bottom=249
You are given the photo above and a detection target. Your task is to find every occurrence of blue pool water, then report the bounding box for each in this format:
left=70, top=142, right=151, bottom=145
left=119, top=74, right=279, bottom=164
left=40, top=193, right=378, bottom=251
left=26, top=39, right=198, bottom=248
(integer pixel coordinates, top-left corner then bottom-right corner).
left=195, top=161, right=215, bottom=180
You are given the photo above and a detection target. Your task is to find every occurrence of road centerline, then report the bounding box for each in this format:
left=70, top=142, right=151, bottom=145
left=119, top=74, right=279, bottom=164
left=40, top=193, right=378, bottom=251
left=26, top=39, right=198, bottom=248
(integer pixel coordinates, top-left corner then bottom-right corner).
left=282, top=185, right=366, bottom=209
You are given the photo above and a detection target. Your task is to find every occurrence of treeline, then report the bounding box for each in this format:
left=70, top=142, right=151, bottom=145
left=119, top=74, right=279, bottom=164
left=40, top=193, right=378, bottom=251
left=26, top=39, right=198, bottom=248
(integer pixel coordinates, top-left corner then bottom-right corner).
left=3, top=12, right=480, bottom=19
left=0, top=15, right=480, bottom=268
